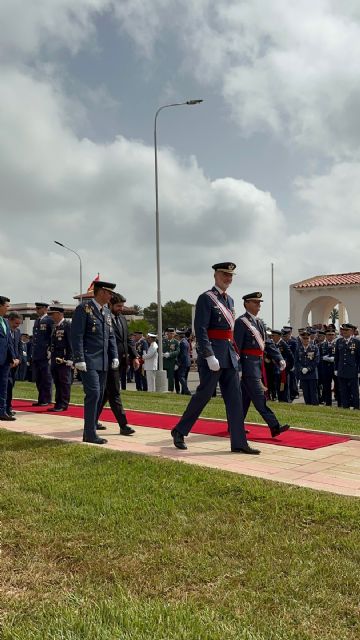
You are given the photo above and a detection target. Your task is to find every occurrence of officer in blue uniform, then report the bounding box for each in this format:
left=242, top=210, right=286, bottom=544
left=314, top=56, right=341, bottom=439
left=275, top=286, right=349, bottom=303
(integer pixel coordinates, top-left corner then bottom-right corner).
left=335, top=323, right=360, bottom=409
left=234, top=294, right=290, bottom=437
left=176, top=329, right=192, bottom=395
left=295, top=331, right=320, bottom=405
left=48, top=306, right=73, bottom=412
left=320, top=328, right=338, bottom=406
left=171, top=262, right=258, bottom=454
left=32, top=302, right=53, bottom=406
left=281, top=327, right=299, bottom=400
left=270, top=329, right=295, bottom=402
left=0, top=297, right=17, bottom=421
left=71, top=280, right=119, bottom=444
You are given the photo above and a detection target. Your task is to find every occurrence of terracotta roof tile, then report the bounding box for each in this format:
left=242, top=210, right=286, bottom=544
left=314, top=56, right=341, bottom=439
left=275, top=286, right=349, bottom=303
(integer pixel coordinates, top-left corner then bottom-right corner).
left=293, top=272, right=360, bottom=288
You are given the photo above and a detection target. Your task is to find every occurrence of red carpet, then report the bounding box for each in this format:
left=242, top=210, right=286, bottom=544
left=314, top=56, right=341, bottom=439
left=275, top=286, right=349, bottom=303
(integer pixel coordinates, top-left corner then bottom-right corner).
left=13, top=399, right=351, bottom=450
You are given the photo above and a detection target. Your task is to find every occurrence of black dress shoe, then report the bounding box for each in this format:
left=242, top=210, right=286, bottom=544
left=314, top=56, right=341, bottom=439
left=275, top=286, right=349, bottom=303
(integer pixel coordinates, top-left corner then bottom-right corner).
left=120, top=425, right=135, bottom=435
left=53, top=407, right=67, bottom=412
left=171, top=428, right=187, bottom=450
left=83, top=437, right=107, bottom=444
left=0, top=414, right=16, bottom=421
left=32, top=402, right=49, bottom=407
left=231, top=445, right=260, bottom=455
left=96, top=423, right=107, bottom=430
left=270, top=424, right=290, bottom=438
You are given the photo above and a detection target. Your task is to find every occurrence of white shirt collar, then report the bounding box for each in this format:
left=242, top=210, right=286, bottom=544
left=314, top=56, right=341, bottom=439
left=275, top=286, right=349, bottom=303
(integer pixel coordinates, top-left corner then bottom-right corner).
left=214, top=285, right=227, bottom=296
left=247, top=311, right=258, bottom=322
left=40, top=314, right=48, bottom=320
left=92, top=298, right=103, bottom=312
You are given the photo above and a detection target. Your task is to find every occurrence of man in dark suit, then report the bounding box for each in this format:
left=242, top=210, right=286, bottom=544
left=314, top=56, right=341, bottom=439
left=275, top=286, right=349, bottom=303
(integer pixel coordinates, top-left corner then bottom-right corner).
left=0, top=296, right=17, bottom=421
left=48, top=306, right=73, bottom=412
left=171, top=262, right=258, bottom=454
left=98, top=292, right=139, bottom=435
left=6, top=311, right=22, bottom=416
left=71, top=280, right=119, bottom=444
left=234, top=293, right=290, bottom=437
left=32, top=302, right=53, bottom=406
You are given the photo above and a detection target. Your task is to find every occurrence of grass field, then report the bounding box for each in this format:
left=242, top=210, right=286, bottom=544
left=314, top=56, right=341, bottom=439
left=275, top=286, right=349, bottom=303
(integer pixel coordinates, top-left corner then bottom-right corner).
left=1, top=428, right=360, bottom=640
left=13, top=381, right=360, bottom=436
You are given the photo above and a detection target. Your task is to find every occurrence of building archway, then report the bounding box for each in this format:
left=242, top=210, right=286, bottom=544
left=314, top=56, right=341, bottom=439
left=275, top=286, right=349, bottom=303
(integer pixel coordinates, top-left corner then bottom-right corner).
left=290, top=272, right=360, bottom=330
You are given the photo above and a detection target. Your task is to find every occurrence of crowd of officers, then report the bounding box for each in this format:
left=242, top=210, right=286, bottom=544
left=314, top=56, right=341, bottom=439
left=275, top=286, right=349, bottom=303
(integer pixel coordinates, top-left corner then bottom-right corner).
left=1, top=282, right=359, bottom=439
left=265, top=323, right=360, bottom=410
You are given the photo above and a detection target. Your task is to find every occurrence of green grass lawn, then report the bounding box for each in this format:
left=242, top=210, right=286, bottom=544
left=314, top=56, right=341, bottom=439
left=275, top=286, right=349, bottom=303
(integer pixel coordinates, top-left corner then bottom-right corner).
left=1, top=429, right=359, bottom=640
left=14, top=381, right=360, bottom=435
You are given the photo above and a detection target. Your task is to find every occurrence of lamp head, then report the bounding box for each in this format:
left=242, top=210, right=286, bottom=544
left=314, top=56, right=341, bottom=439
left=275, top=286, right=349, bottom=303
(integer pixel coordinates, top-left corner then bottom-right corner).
left=54, top=241, right=64, bottom=247
left=186, top=99, right=203, bottom=105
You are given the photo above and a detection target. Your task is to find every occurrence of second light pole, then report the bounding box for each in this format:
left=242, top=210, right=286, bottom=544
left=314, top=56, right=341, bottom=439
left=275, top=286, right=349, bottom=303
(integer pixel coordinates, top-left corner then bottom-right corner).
left=154, top=99, right=203, bottom=392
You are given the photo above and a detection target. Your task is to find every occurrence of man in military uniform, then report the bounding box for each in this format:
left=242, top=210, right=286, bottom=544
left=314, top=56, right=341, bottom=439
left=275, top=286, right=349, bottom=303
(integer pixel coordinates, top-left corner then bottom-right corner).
left=6, top=311, right=22, bottom=416
left=134, top=331, right=148, bottom=391
left=281, top=326, right=299, bottom=400
left=163, top=328, right=180, bottom=392
left=320, top=328, right=338, bottom=406
left=171, top=262, right=258, bottom=454
left=0, top=296, right=17, bottom=421
left=234, top=293, right=290, bottom=437
left=270, top=329, right=294, bottom=402
left=176, top=329, right=192, bottom=395
left=98, top=292, right=139, bottom=435
left=32, top=302, right=53, bottom=406
left=295, top=331, right=320, bottom=405
left=48, top=306, right=73, bottom=412
left=335, top=323, right=360, bottom=409
left=71, top=280, right=119, bottom=444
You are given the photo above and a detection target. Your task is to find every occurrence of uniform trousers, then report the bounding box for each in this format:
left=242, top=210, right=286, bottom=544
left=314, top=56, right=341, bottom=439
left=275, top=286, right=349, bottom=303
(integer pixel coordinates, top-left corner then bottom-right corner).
left=164, top=363, right=176, bottom=392
left=178, top=364, right=191, bottom=395
left=322, top=369, right=339, bottom=406
left=241, top=376, right=280, bottom=430
left=6, top=367, right=17, bottom=413
left=99, top=368, right=127, bottom=428
left=80, top=370, right=107, bottom=441
left=175, top=364, right=248, bottom=450
left=50, top=363, right=71, bottom=408
left=338, top=377, right=359, bottom=409
left=301, top=379, right=319, bottom=405
left=135, top=367, right=148, bottom=391
left=33, top=358, right=52, bottom=404
left=0, top=363, right=10, bottom=416
left=145, top=370, right=156, bottom=392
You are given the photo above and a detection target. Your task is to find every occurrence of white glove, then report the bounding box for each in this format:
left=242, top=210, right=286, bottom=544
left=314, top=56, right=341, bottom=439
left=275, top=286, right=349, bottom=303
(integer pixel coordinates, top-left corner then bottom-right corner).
left=328, top=356, right=334, bottom=363
left=206, top=355, right=220, bottom=371
left=334, top=370, right=338, bottom=376
left=75, top=362, right=87, bottom=372
left=163, top=352, right=170, bottom=358
left=65, top=360, right=73, bottom=367
left=301, top=367, right=308, bottom=374
left=111, top=358, right=119, bottom=369
left=174, top=364, right=179, bottom=371
left=279, top=359, right=286, bottom=371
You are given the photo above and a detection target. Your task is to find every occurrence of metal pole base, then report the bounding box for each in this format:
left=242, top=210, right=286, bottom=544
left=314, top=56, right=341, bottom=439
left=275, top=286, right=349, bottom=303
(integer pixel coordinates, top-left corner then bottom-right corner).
left=155, top=370, right=168, bottom=393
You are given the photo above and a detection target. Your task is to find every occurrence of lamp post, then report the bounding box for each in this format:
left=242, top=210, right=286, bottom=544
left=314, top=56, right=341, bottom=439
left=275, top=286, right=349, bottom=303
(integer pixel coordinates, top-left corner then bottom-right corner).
left=154, top=99, right=203, bottom=392
left=54, top=241, right=83, bottom=303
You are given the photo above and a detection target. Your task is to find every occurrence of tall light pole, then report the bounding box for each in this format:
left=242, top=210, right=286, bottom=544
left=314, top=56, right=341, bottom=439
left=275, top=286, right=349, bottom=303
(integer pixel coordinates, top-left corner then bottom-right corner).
left=154, top=99, right=203, bottom=392
left=54, top=241, right=83, bottom=303
left=271, top=262, right=274, bottom=328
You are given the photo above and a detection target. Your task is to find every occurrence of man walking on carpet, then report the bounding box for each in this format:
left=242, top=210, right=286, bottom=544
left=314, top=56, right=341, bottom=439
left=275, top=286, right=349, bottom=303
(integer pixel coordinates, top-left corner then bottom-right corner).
left=170, top=262, right=259, bottom=455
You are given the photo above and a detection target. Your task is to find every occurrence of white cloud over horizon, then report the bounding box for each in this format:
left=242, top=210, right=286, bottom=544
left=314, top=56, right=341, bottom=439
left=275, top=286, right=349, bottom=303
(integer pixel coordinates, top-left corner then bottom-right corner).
left=1, top=0, right=360, bottom=326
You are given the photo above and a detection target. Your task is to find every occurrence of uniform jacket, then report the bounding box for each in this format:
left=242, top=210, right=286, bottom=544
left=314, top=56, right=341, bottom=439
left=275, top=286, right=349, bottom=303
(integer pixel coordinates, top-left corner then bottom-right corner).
left=274, top=338, right=294, bottom=372
left=178, top=337, right=191, bottom=368
left=295, top=343, right=320, bottom=379
left=143, top=341, right=158, bottom=371
left=162, top=338, right=180, bottom=369
left=112, top=313, right=138, bottom=361
left=32, top=314, right=53, bottom=361
left=195, top=287, right=238, bottom=369
left=0, top=318, right=15, bottom=366
left=71, top=300, right=118, bottom=371
left=335, top=337, right=360, bottom=378
left=234, top=312, right=282, bottom=377
left=50, top=319, right=73, bottom=364
left=9, top=327, right=21, bottom=360
left=320, top=340, right=336, bottom=373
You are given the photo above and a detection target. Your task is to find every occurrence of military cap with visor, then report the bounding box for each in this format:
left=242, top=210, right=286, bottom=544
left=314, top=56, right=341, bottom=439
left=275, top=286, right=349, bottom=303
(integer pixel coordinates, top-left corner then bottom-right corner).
left=242, top=292, right=263, bottom=302
left=212, top=262, right=236, bottom=274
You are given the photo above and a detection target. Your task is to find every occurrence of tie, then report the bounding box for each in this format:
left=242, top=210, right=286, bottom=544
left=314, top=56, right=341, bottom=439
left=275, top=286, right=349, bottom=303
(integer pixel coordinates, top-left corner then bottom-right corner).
left=0, top=317, right=7, bottom=334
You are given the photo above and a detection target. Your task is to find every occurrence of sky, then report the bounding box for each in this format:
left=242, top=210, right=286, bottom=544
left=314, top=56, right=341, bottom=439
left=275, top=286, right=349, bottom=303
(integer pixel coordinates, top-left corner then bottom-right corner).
left=2, top=0, right=360, bottom=327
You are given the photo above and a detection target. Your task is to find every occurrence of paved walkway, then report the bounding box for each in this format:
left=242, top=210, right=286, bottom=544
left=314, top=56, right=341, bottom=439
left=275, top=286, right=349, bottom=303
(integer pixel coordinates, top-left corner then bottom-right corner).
left=3, top=408, right=360, bottom=497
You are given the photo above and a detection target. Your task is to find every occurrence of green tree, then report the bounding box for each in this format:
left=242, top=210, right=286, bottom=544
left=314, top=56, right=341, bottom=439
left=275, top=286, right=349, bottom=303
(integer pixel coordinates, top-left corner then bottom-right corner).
left=143, top=300, right=192, bottom=333
left=128, top=319, right=150, bottom=335
left=329, top=307, right=339, bottom=324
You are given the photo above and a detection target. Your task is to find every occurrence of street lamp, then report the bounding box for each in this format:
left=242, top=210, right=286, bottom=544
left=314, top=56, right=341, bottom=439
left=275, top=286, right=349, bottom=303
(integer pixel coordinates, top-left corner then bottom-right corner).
left=154, top=99, right=203, bottom=392
left=54, top=241, right=83, bottom=303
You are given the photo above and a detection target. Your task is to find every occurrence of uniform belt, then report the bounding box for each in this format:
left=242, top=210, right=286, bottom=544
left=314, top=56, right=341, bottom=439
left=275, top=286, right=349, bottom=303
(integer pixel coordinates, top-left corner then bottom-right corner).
left=207, top=329, right=234, bottom=340
left=241, top=348, right=264, bottom=357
